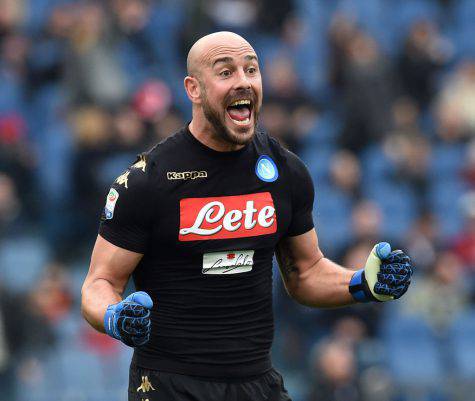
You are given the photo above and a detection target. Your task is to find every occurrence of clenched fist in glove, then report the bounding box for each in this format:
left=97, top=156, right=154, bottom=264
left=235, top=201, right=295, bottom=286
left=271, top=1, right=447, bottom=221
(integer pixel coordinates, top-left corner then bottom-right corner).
left=349, top=242, right=413, bottom=302
left=104, top=291, right=153, bottom=347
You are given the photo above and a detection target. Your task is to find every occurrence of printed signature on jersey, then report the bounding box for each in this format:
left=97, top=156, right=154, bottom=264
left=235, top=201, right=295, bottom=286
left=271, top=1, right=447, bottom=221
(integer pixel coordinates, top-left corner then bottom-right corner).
left=202, top=250, right=254, bottom=274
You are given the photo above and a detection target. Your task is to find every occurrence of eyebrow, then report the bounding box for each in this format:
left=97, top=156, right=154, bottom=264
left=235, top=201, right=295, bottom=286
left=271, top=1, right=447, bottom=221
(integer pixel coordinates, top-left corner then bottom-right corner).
left=212, top=54, right=259, bottom=67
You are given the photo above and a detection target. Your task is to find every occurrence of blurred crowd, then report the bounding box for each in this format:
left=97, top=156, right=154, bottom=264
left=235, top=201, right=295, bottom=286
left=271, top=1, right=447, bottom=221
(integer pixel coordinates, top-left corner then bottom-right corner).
left=0, top=1, right=474, bottom=400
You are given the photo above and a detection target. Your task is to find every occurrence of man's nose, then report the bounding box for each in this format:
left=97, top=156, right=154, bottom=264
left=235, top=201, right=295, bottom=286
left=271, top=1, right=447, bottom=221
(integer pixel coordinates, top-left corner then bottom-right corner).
left=233, top=69, right=251, bottom=90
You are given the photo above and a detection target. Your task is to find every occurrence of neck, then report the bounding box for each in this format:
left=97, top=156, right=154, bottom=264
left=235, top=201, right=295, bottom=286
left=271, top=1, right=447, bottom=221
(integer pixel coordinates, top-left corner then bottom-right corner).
left=188, top=109, right=245, bottom=152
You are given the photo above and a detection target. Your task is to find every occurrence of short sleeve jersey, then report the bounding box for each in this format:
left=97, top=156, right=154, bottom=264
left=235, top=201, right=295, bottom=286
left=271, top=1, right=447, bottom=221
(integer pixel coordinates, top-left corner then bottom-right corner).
left=99, top=125, right=314, bottom=378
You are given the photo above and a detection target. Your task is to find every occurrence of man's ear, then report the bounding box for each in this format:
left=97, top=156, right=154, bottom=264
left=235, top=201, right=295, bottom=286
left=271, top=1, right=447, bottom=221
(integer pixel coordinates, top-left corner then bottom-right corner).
left=184, top=76, right=202, bottom=104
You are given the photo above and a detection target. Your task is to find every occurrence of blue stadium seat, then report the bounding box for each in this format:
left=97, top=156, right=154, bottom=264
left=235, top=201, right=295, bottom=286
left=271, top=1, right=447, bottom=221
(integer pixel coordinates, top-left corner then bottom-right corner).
left=363, top=181, right=417, bottom=241
left=450, top=310, right=475, bottom=379
left=0, top=73, right=24, bottom=114
left=36, top=122, right=74, bottom=200
left=294, top=0, right=334, bottom=93
left=429, top=143, right=466, bottom=180
left=336, top=0, right=389, bottom=45
left=26, top=84, right=66, bottom=142
left=117, top=39, right=153, bottom=91
left=300, top=146, right=336, bottom=183
left=54, top=310, right=83, bottom=347
left=99, top=153, right=138, bottom=188
left=448, top=0, right=475, bottom=57
left=429, top=178, right=466, bottom=239
left=361, top=144, right=396, bottom=182
left=55, top=344, right=121, bottom=400
left=0, top=237, right=49, bottom=292
left=389, top=0, right=442, bottom=34
left=454, top=0, right=475, bottom=26
left=447, top=25, right=475, bottom=58
left=69, top=263, right=88, bottom=299
left=301, top=112, right=340, bottom=148
left=313, top=184, right=352, bottom=256
left=23, top=0, right=73, bottom=36
left=382, top=315, right=443, bottom=386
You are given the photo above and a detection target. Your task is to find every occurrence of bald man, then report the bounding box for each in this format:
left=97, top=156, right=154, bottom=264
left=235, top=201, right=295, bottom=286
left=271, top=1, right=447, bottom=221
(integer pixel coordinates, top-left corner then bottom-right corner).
left=81, top=32, right=413, bottom=401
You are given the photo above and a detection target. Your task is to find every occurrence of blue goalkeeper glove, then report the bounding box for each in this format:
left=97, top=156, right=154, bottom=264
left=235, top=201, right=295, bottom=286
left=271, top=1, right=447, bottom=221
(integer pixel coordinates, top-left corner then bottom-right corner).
left=104, top=291, right=153, bottom=347
left=349, top=242, right=413, bottom=303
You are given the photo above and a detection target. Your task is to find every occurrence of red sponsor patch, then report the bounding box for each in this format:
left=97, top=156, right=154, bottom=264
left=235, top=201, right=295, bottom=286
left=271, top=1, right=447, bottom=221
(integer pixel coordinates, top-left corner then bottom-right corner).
left=179, top=192, right=277, bottom=241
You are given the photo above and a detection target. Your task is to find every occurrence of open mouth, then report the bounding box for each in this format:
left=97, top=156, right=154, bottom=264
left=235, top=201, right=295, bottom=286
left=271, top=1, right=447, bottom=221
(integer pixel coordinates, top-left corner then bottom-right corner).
left=226, top=99, right=252, bottom=126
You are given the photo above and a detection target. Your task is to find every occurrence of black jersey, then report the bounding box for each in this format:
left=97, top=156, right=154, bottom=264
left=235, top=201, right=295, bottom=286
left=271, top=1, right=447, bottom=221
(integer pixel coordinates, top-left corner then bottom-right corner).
left=99, top=125, right=314, bottom=378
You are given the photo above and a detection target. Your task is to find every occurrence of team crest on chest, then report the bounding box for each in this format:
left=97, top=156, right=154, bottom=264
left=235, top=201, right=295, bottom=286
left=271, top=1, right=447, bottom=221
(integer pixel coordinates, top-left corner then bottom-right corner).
left=255, top=155, right=278, bottom=182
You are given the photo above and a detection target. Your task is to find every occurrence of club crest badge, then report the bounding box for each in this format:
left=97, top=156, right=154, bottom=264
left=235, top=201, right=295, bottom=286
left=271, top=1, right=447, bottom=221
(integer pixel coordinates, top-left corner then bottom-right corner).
left=104, top=188, right=119, bottom=220
left=255, top=155, right=278, bottom=182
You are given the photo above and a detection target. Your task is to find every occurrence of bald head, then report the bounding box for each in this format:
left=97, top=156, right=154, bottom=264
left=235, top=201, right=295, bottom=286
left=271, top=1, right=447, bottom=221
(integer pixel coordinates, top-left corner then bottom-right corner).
left=183, top=31, right=263, bottom=150
left=186, top=31, right=256, bottom=77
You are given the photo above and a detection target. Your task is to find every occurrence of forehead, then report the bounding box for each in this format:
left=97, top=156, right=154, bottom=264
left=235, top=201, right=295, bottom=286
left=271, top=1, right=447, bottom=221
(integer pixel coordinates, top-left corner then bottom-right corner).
left=200, top=44, right=258, bottom=67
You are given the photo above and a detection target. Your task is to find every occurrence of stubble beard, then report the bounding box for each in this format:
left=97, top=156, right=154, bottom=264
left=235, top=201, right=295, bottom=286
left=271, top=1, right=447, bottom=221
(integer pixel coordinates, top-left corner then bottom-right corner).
left=201, top=87, right=259, bottom=147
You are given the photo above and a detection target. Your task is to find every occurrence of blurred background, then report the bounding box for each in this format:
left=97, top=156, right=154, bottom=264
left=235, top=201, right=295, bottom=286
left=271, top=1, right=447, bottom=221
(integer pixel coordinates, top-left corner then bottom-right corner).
left=0, top=0, right=474, bottom=400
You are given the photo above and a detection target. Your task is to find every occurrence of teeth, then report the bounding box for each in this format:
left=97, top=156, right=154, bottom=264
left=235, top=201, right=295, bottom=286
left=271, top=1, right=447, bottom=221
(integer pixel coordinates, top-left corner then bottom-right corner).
left=229, top=99, right=251, bottom=107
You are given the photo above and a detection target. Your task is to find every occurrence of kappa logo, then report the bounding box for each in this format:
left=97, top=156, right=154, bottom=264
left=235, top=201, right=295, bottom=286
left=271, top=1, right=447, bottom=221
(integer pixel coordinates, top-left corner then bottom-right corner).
left=179, top=192, right=277, bottom=241
left=167, top=171, right=207, bottom=180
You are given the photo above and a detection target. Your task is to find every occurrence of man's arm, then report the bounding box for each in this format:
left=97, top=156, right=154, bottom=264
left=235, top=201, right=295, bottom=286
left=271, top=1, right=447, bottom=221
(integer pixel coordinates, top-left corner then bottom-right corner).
left=276, top=229, right=413, bottom=307
left=81, top=234, right=143, bottom=332
left=276, top=229, right=355, bottom=308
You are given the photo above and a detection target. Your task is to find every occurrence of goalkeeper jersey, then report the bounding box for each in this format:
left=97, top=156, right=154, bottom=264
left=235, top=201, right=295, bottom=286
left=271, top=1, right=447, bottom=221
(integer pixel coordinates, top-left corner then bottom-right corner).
left=98, top=125, right=314, bottom=378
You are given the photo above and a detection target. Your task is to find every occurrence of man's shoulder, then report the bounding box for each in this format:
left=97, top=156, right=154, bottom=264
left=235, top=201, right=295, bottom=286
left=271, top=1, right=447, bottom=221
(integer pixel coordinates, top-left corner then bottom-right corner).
left=254, top=130, right=305, bottom=169
left=112, top=127, right=186, bottom=194
left=133, top=126, right=188, bottom=172
left=145, top=126, right=188, bottom=160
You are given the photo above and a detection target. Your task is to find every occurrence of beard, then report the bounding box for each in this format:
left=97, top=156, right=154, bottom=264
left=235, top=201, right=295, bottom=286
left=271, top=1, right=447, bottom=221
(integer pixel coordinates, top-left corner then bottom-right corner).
left=200, top=86, right=259, bottom=146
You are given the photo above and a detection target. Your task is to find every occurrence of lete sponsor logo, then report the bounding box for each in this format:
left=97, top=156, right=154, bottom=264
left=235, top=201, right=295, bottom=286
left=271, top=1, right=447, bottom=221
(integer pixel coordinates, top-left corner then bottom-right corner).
left=179, top=192, right=277, bottom=241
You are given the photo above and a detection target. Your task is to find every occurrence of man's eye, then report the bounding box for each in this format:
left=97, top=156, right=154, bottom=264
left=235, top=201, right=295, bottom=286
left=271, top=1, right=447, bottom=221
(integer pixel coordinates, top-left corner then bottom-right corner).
left=248, top=67, right=257, bottom=74
left=220, top=70, right=231, bottom=77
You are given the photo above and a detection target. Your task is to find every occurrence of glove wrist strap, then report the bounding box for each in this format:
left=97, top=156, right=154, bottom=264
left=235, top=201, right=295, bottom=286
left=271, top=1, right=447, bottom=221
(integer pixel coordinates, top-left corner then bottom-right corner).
left=349, top=269, right=377, bottom=303
left=104, top=304, right=120, bottom=340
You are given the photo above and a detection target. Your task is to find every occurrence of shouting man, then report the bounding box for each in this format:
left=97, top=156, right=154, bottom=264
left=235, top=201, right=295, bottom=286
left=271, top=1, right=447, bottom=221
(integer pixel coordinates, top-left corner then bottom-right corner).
left=81, top=31, right=413, bottom=401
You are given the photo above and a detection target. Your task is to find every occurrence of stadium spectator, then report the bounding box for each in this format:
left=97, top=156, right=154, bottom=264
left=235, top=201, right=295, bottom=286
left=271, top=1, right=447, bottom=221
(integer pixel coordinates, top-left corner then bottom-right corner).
left=397, top=20, right=451, bottom=109
left=29, top=262, right=73, bottom=325
left=308, top=338, right=362, bottom=401
left=350, top=201, right=383, bottom=245
left=110, top=0, right=152, bottom=35
left=0, top=113, right=37, bottom=220
left=436, top=60, right=475, bottom=141
left=328, top=13, right=359, bottom=90
left=339, top=31, right=395, bottom=152
left=71, top=105, right=114, bottom=245
left=462, top=139, right=475, bottom=188
left=402, top=250, right=470, bottom=331
left=0, top=280, right=56, bottom=398
left=329, top=150, right=361, bottom=200
left=63, top=2, right=128, bottom=107
left=152, top=107, right=185, bottom=142
left=0, top=0, right=25, bottom=36
left=0, top=173, right=22, bottom=237
left=452, top=191, right=475, bottom=271
left=404, top=212, right=439, bottom=273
